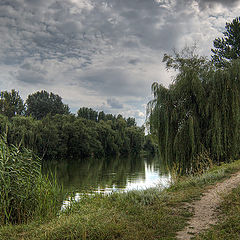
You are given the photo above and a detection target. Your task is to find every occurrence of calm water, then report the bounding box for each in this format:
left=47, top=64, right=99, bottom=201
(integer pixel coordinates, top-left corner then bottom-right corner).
left=43, top=156, right=171, bottom=195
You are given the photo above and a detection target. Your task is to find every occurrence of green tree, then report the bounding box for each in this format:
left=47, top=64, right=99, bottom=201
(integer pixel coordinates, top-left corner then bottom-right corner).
left=211, top=16, right=240, bottom=67
left=143, top=134, right=157, bottom=155
left=26, top=90, right=70, bottom=119
left=148, top=48, right=240, bottom=174
left=126, top=117, right=136, bottom=127
left=77, top=107, right=98, bottom=122
left=40, top=115, right=59, bottom=159
left=95, top=121, right=119, bottom=156
left=9, top=116, right=40, bottom=152
left=0, top=89, right=25, bottom=118
left=126, top=126, right=144, bottom=155
left=98, top=111, right=106, bottom=121
left=0, top=96, right=143, bottom=160
left=105, top=113, right=116, bottom=121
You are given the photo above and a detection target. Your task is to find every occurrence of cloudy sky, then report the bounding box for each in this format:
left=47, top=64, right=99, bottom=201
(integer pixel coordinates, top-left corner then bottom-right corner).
left=0, top=0, right=240, bottom=125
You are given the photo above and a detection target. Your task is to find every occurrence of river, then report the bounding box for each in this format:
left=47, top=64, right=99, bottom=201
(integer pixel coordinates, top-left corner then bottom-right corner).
left=43, top=156, right=171, bottom=207
left=43, top=155, right=171, bottom=192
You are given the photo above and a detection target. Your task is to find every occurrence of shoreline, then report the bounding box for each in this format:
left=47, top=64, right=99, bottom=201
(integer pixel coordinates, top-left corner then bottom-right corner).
left=1, top=160, right=240, bottom=239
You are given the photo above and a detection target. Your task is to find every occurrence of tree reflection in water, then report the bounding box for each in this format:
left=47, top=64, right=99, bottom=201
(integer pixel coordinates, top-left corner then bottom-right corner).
left=42, top=156, right=170, bottom=194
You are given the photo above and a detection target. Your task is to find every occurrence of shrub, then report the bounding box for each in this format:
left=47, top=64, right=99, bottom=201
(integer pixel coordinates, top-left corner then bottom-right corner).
left=0, top=135, right=63, bottom=224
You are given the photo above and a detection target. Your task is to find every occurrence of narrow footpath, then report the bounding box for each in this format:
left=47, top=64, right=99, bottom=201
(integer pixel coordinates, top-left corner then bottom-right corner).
left=176, top=171, right=240, bottom=240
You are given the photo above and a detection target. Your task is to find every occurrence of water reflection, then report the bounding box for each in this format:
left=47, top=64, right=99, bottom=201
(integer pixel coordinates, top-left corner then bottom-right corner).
left=43, top=156, right=171, bottom=194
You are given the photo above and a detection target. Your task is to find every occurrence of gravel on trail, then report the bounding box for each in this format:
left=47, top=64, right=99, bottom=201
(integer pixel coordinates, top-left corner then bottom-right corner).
left=176, top=171, right=240, bottom=240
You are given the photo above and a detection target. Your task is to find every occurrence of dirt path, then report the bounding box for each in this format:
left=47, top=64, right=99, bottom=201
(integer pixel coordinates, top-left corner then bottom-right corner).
left=176, top=171, right=240, bottom=240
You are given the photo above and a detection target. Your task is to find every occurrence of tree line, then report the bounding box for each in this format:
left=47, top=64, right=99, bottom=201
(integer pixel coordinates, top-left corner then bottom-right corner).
left=0, top=90, right=145, bottom=160
left=147, top=16, right=240, bottom=174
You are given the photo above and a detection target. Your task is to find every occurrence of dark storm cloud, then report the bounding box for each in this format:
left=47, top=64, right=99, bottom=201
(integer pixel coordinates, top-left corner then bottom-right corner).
left=101, top=0, right=177, bottom=50
left=0, top=0, right=238, bottom=68
left=15, top=61, right=48, bottom=84
left=0, top=0, right=106, bottom=68
left=0, top=0, right=212, bottom=72
left=80, top=68, right=148, bottom=97
left=107, top=98, right=123, bottom=109
left=128, top=59, right=141, bottom=65
left=0, top=0, right=185, bottom=71
left=17, top=70, right=46, bottom=84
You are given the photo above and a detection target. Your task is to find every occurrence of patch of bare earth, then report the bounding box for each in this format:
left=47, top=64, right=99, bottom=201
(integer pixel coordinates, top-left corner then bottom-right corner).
left=176, top=171, right=240, bottom=240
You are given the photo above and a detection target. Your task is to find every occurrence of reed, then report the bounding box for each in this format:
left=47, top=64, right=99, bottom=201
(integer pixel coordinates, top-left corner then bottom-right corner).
left=0, top=135, right=63, bottom=225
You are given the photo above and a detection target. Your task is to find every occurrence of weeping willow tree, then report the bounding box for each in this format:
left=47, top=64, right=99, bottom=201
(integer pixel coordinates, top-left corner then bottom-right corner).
left=147, top=48, right=240, bottom=174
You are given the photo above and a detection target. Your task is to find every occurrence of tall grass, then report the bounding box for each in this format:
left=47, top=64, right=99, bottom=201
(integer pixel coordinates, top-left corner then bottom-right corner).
left=0, top=135, right=63, bottom=224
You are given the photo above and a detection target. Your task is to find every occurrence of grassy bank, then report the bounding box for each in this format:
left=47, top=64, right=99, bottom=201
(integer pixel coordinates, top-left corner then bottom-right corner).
left=1, top=160, right=240, bottom=239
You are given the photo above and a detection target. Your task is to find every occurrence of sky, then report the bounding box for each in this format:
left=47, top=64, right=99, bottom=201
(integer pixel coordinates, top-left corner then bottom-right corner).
left=0, top=0, right=240, bottom=125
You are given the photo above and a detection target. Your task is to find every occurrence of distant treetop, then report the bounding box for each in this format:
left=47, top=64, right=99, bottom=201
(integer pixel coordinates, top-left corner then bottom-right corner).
left=211, top=16, right=240, bottom=68
left=26, top=90, right=70, bottom=119
left=0, top=89, right=25, bottom=118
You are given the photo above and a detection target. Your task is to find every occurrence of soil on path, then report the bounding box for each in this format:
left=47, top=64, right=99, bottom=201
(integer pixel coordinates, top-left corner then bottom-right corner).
left=176, top=171, right=240, bottom=240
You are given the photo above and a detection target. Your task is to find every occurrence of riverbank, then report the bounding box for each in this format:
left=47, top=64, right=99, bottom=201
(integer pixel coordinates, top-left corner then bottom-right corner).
left=177, top=167, right=240, bottom=239
left=1, top=160, right=240, bottom=239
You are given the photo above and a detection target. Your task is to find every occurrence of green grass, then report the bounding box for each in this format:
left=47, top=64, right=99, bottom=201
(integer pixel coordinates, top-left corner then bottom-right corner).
left=0, top=135, right=63, bottom=224
left=1, top=160, right=240, bottom=239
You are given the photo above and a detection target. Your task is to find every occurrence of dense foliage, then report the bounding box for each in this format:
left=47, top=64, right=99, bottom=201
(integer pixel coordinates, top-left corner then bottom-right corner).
left=0, top=135, right=62, bottom=224
left=212, top=16, right=240, bottom=68
left=0, top=90, right=144, bottom=160
left=0, top=90, right=25, bottom=118
left=148, top=50, right=240, bottom=173
left=26, top=90, right=70, bottom=119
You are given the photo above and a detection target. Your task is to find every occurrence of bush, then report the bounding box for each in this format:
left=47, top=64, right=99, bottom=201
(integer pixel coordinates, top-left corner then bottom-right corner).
left=0, top=135, right=63, bottom=224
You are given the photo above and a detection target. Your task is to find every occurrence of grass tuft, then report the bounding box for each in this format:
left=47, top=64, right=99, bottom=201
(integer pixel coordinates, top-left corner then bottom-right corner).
left=0, top=135, right=63, bottom=224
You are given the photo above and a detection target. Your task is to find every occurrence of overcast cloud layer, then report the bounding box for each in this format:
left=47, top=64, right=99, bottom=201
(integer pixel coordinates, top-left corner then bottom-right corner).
left=0, top=0, right=240, bottom=125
